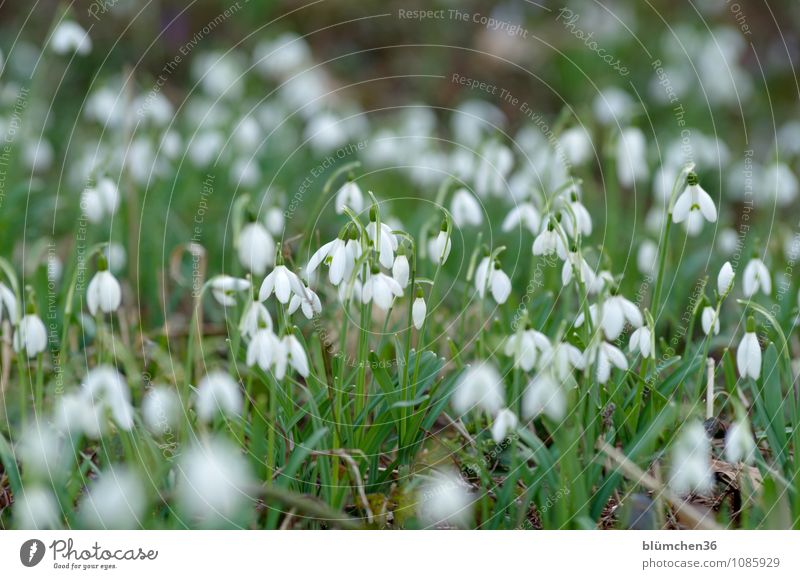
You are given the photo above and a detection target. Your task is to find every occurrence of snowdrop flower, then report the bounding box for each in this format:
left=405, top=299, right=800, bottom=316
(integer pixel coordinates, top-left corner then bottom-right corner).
left=87, top=256, right=121, bottom=315
left=672, top=172, right=717, bottom=235
left=176, top=437, right=254, bottom=526
left=742, top=257, right=771, bottom=297
left=522, top=372, right=566, bottom=421
left=539, top=341, right=585, bottom=381
left=491, top=408, right=518, bottom=443
left=629, top=326, right=653, bottom=359
left=142, top=387, right=181, bottom=436
left=585, top=341, right=629, bottom=384
left=335, top=180, right=364, bottom=215
left=669, top=421, right=714, bottom=496
left=417, top=469, right=473, bottom=528
left=450, top=188, right=483, bottom=228
left=428, top=225, right=451, bottom=264
left=532, top=222, right=568, bottom=260
left=560, top=192, right=592, bottom=238
left=0, top=282, right=17, bottom=324
left=210, top=276, right=250, bottom=307
left=617, top=127, right=649, bottom=188
left=474, top=141, right=513, bottom=197
left=195, top=370, right=242, bottom=422
left=264, top=207, right=285, bottom=236
left=15, top=422, right=64, bottom=479
left=725, top=417, right=757, bottom=464
left=83, top=366, right=134, bottom=434
left=338, top=277, right=363, bottom=304
left=79, top=467, right=145, bottom=529
left=717, top=261, right=735, bottom=297
left=81, top=178, right=119, bottom=224
left=366, top=215, right=399, bottom=269
left=288, top=285, right=322, bottom=319
left=14, top=487, right=60, bottom=529
left=502, top=203, right=541, bottom=234
left=474, top=257, right=511, bottom=304
left=14, top=311, right=47, bottom=358
left=307, top=229, right=359, bottom=286
left=562, top=250, right=598, bottom=292
left=736, top=318, right=761, bottom=380
left=637, top=240, right=658, bottom=276
left=392, top=252, right=410, bottom=288
left=701, top=307, right=720, bottom=336
left=412, top=288, right=426, bottom=330
left=239, top=300, right=273, bottom=339
left=259, top=264, right=305, bottom=304
left=576, top=295, right=642, bottom=341
left=362, top=267, right=403, bottom=311
left=51, top=20, right=91, bottom=55
left=274, top=334, right=310, bottom=379
left=557, top=126, right=592, bottom=167
left=504, top=326, right=551, bottom=371
left=452, top=362, right=505, bottom=416
left=246, top=328, right=278, bottom=372
left=237, top=221, right=275, bottom=276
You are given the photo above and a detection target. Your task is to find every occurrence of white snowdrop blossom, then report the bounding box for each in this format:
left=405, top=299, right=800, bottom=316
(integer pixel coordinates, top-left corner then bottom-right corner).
left=259, top=265, right=305, bottom=304
left=274, top=334, right=310, bottom=379
left=560, top=194, right=592, bottom=238
left=617, top=127, right=649, bottom=189
left=629, top=326, right=653, bottom=359
left=701, top=307, right=720, bottom=336
left=562, top=251, right=599, bottom=293
left=576, top=296, right=642, bottom=341
left=237, top=222, right=275, bottom=276
left=82, top=366, right=135, bottom=434
left=142, top=387, right=181, bottom=436
left=239, top=300, right=273, bottom=339
left=0, top=282, right=18, bottom=324
left=672, top=173, right=717, bottom=235
left=585, top=341, right=629, bottom=385
left=669, top=421, right=714, bottom=496
left=392, top=254, right=410, bottom=288
left=307, top=233, right=359, bottom=286
left=504, top=327, right=551, bottom=371
left=86, top=265, right=122, bottom=315
left=195, top=370, right=243, bottom=422
left=412, top=292, right=426, bottom=330
left=725, top=418, right=757, bottom=464
left=522, top=372, right=566, bottom=421
left=288, top=285, right=322, bottom=319
left=176, top=437, right=254, bottom=526
left=428, top=228, right=452, bottom=264
left=81, top=178, right=119, bottom=223
left=717, top=261, right=735, bottom=297
left=51, top=20, right=92, bottom=55
left=362, top=270, right=403, bottom=311
left=450, top=188, right=483, bottom=228
left=417, top=470, right=473, bottom=529
left=14, top=486, right=60, bottom=529
left=335, top=181, right=364, bottom=215
left=737, top=323, right=762, bottom=380
left=742, top=257, right=771, bottom=297
left=210, top=276, right=250, bottom=307
left=264, top=207, right=285, bottom=236
left=14, top=313, right=48, bottom=358
left=474, top=257, right=511, bottom=304
left=79, top=467, right=145, bottom=529
left=367, top=220, right=399, bottom=269
left=532, top=223, right=568, bottom=260
left=539, top=341, right=585, bottom=381
left=452, top=362, right=505, bottom=416
left=15, top=423, right=64, bottom=479
left=246, top=328, right=278, bottom=372
left=491, top=408, right=518, bottom=443
left=637, top=240, right=658, bottom=276
left=502, top=203, right=541, bottom=234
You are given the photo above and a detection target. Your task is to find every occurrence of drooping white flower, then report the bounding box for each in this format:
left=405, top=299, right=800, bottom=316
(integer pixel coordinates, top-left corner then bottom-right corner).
left=239, top=300, right=273, bottom=339
left=14, top=486, right=60, bottom=529
left=672, top=173, right=717, bottom=234
left=210, top=276, right=250, bottom=307
left=491, top=408, right=518, bottom=443
left=742, top=257, right=771, bottom=297
left=0, top=282, right=18, bottom=324
left=142, top=386, right=181, bottom=436
left=725, top=418, right=757, bottom=464
left=557, top=126, right=592, bottom=167
left=412, top=294, right=426, bottom=330
left=532, top=222, right=568, bottom=260
left=701, top=307, right=720, bottom=336
left=237, top=222, right=275, bottom=276
left=452, top=362, right=505, bottom=416
left=450, top=188, right=483, bottom=228
left=14, top=313, right=48, bottom=358
left=335, top=181, right=364, bottom=215
left=195, top=370, right=243, bottom=422
left=629, top=326, right=653, bottom=359
left=82, top=366, right=134, bottom=434
left=51, top=20, right=91, bottom=55
left=338, top=277, right=363, bottom=304
left=79, top=467, right=145, bottom=529
left=176, top=437, right=254, bottom=526
left=637, top=240, right=658, bottom=276
left=87, top=265, right=122, bottom=315
left=366, top=220, right=399, bottom=269
left=474, top=141, right=513, bottom=197
left=538, top=341, right=585, bottom=381
left=737, top=325, right=761, bottom=380
left=669, top=421, right=714, bottom=496
left=522, top=372, right=566, bottom=421
left=474, top=257, right=511, bottom=304
left=259, top=265, right=305, bottom=304
left=617, top=127, right=649, bottom=189
left=362, top=270, right=403, bottom=311
left=717, top=261, right=735, bottom=297
left=585, top=341, right=629, bottom=384
left=246, top=328, right=278, bottom=372
left=417, top=469, right=473, bottom=529
left=273, top=334, right=310, bottom=379
left=576, top=296, right=642, bottom=341
left=288, top=285, right=322, bottom=319
left=502, top=203, right=541, bottom=234
left=504, top=327, right=551, bottom=371
left=15, top=422, right=64, bottom=479
left=307, top=233, right=358, bottom=286
left=560, top=194, right=592, bottom=238
left=561, top=250, right=599, bottom=293
left=264, top=207, right=285, bottom=236
left=392, top=254, right=410, bottom=288
left=428, top=228, right=451, bottom=264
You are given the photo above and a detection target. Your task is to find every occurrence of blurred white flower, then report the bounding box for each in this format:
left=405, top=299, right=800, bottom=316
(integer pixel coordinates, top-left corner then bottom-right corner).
left=246, top=328, right=278, bottom=372
left=239, top=300, right=273, bottom=339
left=539, top=341, right=585, bottom=380
left=428, top=228, right=451, bottom=264
left=362, top=270, right=403, bottom=311
left=259, top=265, right=305, bottom=304
left=593, top=87, right=634, bottom=125
left=254, top=33, right=311, bottom=78
left=474, top=141, right=513, bottom=197
left=522, top=372, right=566, bottom=421
left=142, top=386, right=181, bottom=436
left=617, top=128, right=649, bottom=189
left=475, top=257, right=511, bottom=304
left=237, top=222, right=275, bottom=276
left=491, top=408, right=518, bottom=443
left=725, top=418, right=756, bottom=464
left=288, top=285, right=322, bottom=319
left=669, top=421, right=714, bottom=496
left=737, top=327, right=761, bottom=380
left=51, top=20, right=91, bottom=55
left=0, top=282, right=18, bottom=324
left=629, top=326, right=653, bottom=359
left=560, top=193, right=592, bottom=238
left=417, top=469, right=473, bottom=528
left=557, top=126, right=592, bottom=167
left=717, top=261, right=735, bottom=297
left=79, top=467, right=145, bottom=529
left=83, top=366, right=134, bottom=434
left=210, top=275, right=250, bottom=307
left=452, top=362, right=505, bottom=416
left=450, top=189, right=483, bottom=228
left=392, top=254, right=409, bottom=288
left=701, top=307, right=720, bottom=336
left=502, top=203, right=541, bottom=234
left=504, top=327, right=550, bottom=371
left=14, top=313, right=47, bottom=358
left=576, top=296, right=642, bottom=341
left=274, top=334, right=310, bottom=379
left=264, top=207, right=285, bottom=236
left=742, top=257, right=771, bottom=298
left=335, top=181, right=364, bottom=215
left=308, top=234, right=359, bottom=287
left=15, top=486, right=60, bottom=529
left=195, top=370, right=242, bottom=422
left=87, top=268, right=122, bottom=315
left=16, top=422, right=63, bottom=479
left=637, top=240, right=658, bottom=276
